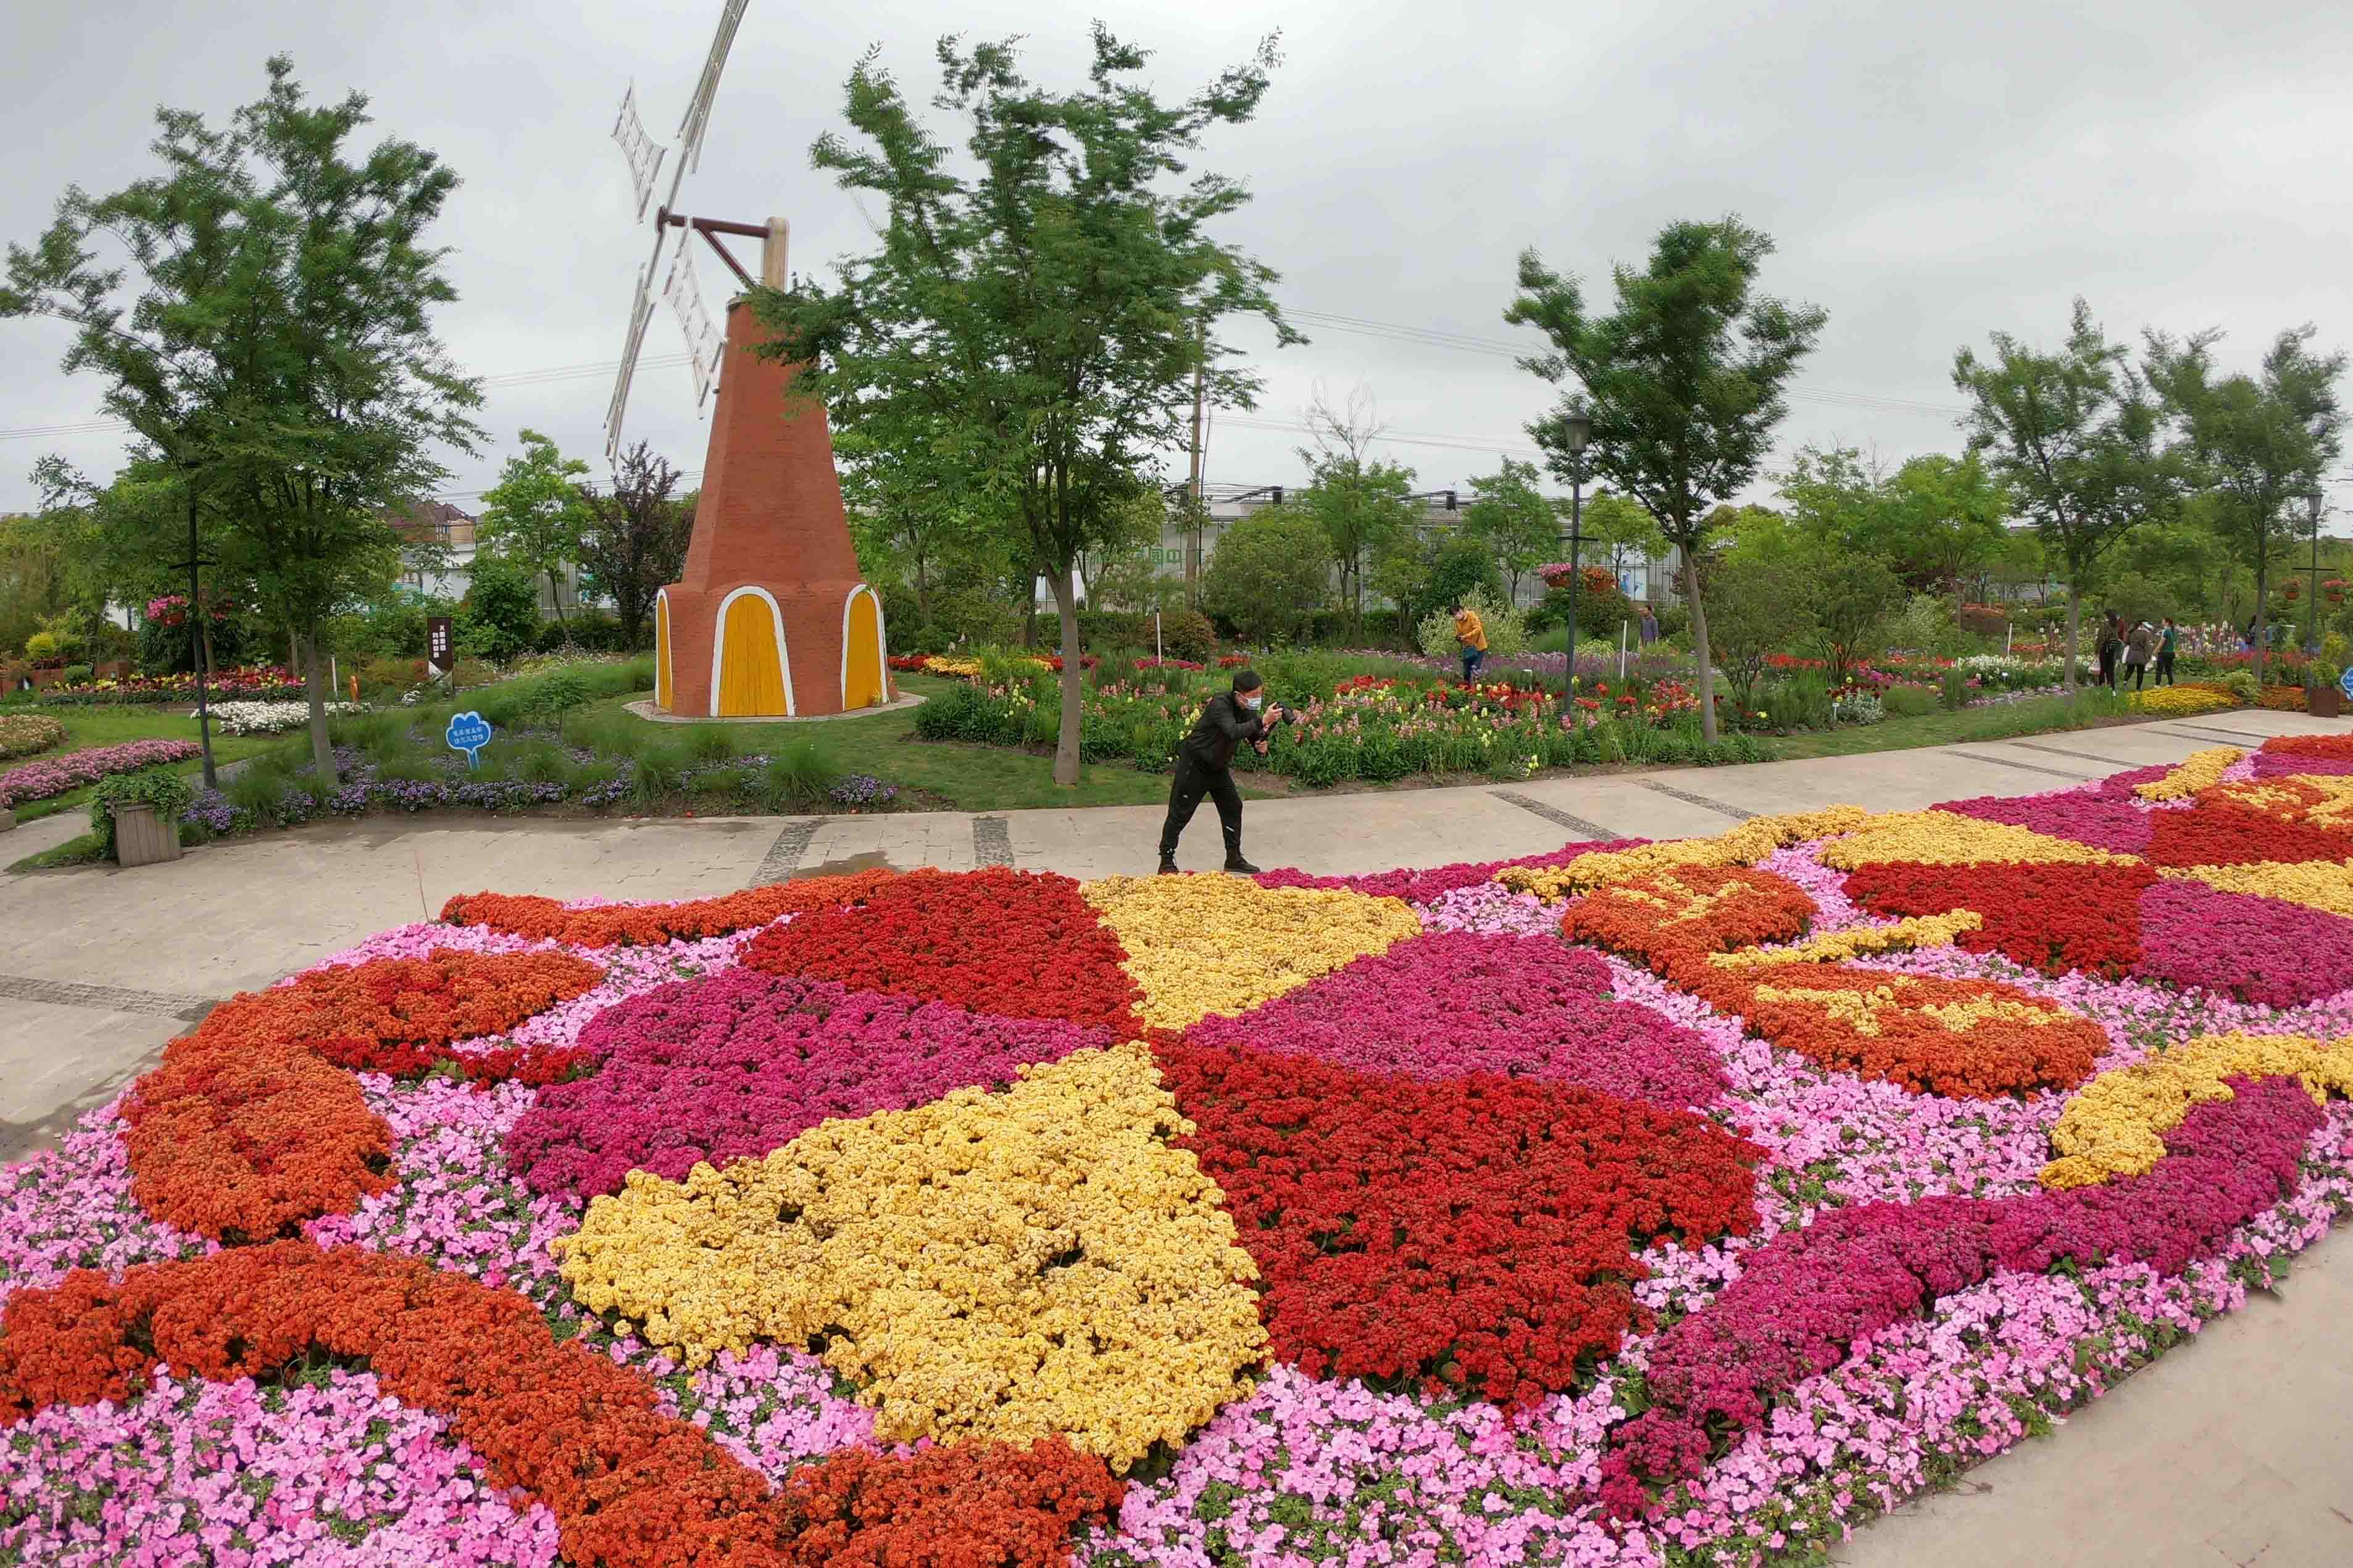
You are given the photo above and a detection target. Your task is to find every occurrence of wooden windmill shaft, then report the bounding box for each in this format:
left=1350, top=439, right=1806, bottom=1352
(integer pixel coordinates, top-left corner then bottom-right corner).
left=651, top=210, right=894, bottom=720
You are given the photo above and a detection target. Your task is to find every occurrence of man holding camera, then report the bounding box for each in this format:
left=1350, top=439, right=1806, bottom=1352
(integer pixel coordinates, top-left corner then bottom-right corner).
left=1159, top=668, right=1291, bottom=875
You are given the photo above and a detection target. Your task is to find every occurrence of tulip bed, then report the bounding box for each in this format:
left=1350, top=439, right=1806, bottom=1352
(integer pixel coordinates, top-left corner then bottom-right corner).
left=7, top=737, right=2353, bottom=1567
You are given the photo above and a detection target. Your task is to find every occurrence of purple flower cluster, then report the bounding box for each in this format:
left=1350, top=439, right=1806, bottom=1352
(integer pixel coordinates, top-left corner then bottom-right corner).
left=1187, top=931, right=1728, bottom=1112
left=829, top=771, right=897, bottom=805
left=2131, top=877, right=2353, bottom=1005
left=1257, top=836, right=1650, bottom=905
left=1933, top=782, right=2159, bottom=853
left=0, top=738, right=199, bottom=807
left=1601, top=1072, right=2325, bottom=1513
left=504, top=966, right=1110, bottom=1198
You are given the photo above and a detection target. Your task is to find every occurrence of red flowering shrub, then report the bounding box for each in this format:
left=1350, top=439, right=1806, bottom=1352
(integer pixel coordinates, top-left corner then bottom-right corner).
left=1159, top=1041, right=1759, bottom=1407
left=440, top=871, right=897, bottom=946
left=2144, top=799, right=2353, bottom=868
left=2260, top=732, right=2353, bottom=761
left=123, top=949, right=604, bottom=1240
left=743, top=867, right=1144, bottom=1034
left=0, top=1243, right=1121, bottom=1568
left=1560, top=865, right=1816, bottom=977
left=1680, top=963, right=2104, bottom=1098
left=1841, top=860, right=2156, bottom=977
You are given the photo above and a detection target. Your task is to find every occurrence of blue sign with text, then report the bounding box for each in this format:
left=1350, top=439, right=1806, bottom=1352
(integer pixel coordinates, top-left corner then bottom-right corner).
left=2341, top=666, right=2353, bottom=701
left=444, top=710, right=492, bottom=768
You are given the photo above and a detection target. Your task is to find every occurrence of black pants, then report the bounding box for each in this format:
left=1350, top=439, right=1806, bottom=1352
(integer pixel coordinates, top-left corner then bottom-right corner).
left=2128, top=658, right=2147, bottom=689
left=2098, top=645, right=2119, bottom=689
left=2155, top=650, right=2175, bottom=684
left=1159, top=757, right=1243, bottom=864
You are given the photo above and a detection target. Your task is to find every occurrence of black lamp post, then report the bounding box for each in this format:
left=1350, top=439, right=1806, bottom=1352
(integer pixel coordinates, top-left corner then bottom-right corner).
left=2306, top=489, right=2327, bottom=660
left=176, top=458, right=218, bottom=791
left=1559, top=412, right=1590, bottom=704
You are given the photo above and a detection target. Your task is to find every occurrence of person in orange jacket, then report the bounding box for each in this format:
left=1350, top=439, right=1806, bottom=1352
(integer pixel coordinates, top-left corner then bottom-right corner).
left=1452, top=602, right=1488, bottom=682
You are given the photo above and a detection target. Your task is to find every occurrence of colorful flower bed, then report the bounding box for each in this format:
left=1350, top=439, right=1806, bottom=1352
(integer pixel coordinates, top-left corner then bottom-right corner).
left=8, top=728, right=2353, bottom=1566
left=0, top=713, right=65, bottom=761
left=0, top=737, right=201, bottom=807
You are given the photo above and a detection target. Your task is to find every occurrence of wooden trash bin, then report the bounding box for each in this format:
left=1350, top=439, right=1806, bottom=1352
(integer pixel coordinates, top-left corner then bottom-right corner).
left=114, top=801, right=182, bottom=867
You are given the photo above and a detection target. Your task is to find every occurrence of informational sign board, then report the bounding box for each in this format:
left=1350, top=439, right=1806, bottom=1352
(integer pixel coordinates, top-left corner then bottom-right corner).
left=444, top=710, right=492, bottom=769
left=427, top=616, right=455, bottom=678
left=2341, top=665, right=2353, bottom=700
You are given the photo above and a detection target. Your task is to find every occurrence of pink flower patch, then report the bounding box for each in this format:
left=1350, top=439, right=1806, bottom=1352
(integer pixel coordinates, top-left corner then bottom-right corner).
left=2131, top=879, right=2353, bottom=1006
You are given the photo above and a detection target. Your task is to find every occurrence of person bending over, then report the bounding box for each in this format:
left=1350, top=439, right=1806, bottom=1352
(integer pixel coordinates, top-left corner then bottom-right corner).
left=1158, top=668, right=1289, bottom=875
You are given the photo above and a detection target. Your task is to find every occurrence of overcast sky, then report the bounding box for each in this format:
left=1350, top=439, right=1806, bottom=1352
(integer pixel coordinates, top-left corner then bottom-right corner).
left=7, top=0, right=2352, bottom=520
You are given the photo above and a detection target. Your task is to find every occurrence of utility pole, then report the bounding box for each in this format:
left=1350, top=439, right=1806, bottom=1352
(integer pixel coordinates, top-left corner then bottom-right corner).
left=1186, top=315, right=1206, bottom=610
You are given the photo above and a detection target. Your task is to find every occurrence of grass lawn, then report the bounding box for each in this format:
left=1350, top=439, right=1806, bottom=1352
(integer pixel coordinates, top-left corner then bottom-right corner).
left=1755, top=691, right=2161, bottom=760
left=1, top=703, right=283, bottom=824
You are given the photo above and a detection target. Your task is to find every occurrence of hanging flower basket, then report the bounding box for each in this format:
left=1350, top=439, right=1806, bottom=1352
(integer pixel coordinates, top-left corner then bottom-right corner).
left=2284, top=580, right=2302, bottom=602
left=2326, top=579, right=2346, bottom=606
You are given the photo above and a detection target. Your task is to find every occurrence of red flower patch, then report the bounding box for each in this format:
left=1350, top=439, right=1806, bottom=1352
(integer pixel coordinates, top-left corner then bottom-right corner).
left=1841, top=860, right=2156, bottom=977
left=0, top=1243, right=1122, bottom=1568
left=441, top=871, right=897, bottom=947
left=1561, top=865, right=1817, bottom=979
left=2259, top=732, right=2353, bottom=762
left=1159, top=1041, right=1759, bottom=1408
left=743, top=867, right=1144, bottom=1034
left=2144, top=799, right=2353, bottom=868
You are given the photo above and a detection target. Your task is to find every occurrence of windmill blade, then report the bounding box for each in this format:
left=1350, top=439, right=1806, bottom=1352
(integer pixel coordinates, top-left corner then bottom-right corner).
left=667, top=0, right=749, bottom=210
left=662, top=244, right=725, bottom=410
left=604, top=262, right=659, bottom=465
left=611, top=83, right=668, bottom=221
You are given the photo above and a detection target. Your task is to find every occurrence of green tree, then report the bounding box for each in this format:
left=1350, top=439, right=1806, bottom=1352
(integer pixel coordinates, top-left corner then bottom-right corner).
left=478, top=429, right=591, bottom=631
left=1580, top=491, right=1666, bottom=584
left=756, top=27, right=1293, bottom=785
left=1952, top=299, right=2171, bottom=692
left=1509, top=217, right=1827, bottom=741
left=459, top=549, right=541, bottom=663
left=1702, top=554, right=1816, bottom=710
left=577, top=440, right=691, bottom=650
left=1201, top=508, right=1330, bottom=644
left=2, top=56, right=481, bottom=780
left=1883, top=452, right=2010, bottom=593
left=1804, top=550, right=1905, bottom=685
left=0, top=505, right=87, bottom=660
left=2145, top=324, right=2346, bottom=682
left=1459, top=458, right=1558, bottom=602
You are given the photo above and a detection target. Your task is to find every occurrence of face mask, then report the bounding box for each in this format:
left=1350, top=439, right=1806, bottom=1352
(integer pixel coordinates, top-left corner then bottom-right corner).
left=1242, top=694, right=1262, bottom=711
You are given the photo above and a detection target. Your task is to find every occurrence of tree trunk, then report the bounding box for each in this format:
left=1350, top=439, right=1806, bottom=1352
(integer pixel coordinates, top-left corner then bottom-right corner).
left=301, top=628, right=338, bottom=786
left=914, top=552, right=933, bottom=628
left=1684, top=549, right=1718, bottom=745
left=2063, top=589, right=2081, bottom=694
left=1049, top=562, right=1084, bottom=787
left=2253, top=558, right=2268, bottom=687
left=1022, top=559, right=1041, bottom=649
left=286, top=620, right=304, bottom=680
left=549, top=570, right=568, bottom=631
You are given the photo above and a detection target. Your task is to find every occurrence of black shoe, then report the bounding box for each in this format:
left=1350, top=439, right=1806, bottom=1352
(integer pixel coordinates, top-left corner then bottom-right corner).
left=1223, top=857, right=1262, bottom=875
left=1157, top=857, right=1179, bottom=875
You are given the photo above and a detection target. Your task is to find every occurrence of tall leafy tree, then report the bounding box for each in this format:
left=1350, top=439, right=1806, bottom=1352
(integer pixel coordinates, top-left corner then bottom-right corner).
left=1299, top=454, right=1420, bottom=628
left=2145, top=325, right=2346, bottom=683
left=1952, top=299, right=2170, bottom=692
left=478, top=429, right=591, bottom=631
left=1509, top=217, right=1826, bottom=741
left=1580, top=491, right=1667, bottom=586
left=757, top=26, right=1294, bottom=785
left=578, top=440, right=691, bottom=650
left=1201, top=507, right=1330, bottom=644
left=1882, top=452, right=2010, bottom=593
left=1459, top=457, right=1559, bottom=602
left=2, top=56, right=481, bottom=779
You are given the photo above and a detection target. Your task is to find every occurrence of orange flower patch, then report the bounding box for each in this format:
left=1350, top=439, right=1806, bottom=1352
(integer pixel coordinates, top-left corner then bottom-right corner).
left=440, top=871, right=898, bottom=946
left=1680, top=963, right=2104, bottom=1098
left=0, top=1243, right=1123, bottom=1568
left=124, top=949, right=604, bottom=1240
left=1561, top=865, right=1816, bottom=977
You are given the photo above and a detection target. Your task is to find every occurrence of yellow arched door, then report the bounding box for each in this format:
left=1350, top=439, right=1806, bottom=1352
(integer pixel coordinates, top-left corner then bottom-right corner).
left=654, top=594, right=673, bottom=711
left=716, top=592, right=789, bottom=716
left=844, top=587, right=884, bottom=709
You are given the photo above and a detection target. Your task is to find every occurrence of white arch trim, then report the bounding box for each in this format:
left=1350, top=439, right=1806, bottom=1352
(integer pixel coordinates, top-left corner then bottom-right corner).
left=654, top=587, right=671, bottom=707
left=841, top=584, right=888, bottom=704
left=710, top=585, right=795, bottom=717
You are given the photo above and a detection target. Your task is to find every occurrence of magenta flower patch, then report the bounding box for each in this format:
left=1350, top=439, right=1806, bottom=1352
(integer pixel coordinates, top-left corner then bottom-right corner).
left=2131, top=878, right=2353, bottom=1006
left=1933, top=787, right=2155, bottom=854
left=504, top=968, right=1110, bottom=1198
left=1255, top=838, right=1650, bottom=905
left=1185, top=931, right=1728, bottom=1112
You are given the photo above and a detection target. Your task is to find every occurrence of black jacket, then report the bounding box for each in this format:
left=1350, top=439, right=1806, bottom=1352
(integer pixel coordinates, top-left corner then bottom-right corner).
left=1179, top=691, right=1269, bottom=773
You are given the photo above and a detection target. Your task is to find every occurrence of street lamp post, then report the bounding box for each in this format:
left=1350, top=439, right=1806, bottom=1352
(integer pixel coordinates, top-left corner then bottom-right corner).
left=1560, top=413, right=1590, bottom=706
left=2306, top=490, right=2327, bottom=660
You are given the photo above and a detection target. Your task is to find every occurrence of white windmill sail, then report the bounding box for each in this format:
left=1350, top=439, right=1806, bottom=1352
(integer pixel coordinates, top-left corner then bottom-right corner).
left=604, top=262, right=658, bottom=463
left=665, top=0, right=749, bottom=211
left=663, top=246, right=725, bottom=410
left=610, top=84, right=668, bottom=222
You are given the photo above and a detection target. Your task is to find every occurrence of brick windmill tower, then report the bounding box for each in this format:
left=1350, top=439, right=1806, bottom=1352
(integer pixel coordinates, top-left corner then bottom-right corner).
left=602, top=1, right=891, bottom=717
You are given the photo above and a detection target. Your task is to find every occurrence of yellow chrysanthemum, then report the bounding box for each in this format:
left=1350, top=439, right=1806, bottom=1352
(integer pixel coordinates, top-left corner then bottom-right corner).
left=2157, top=858, right=2353, bottom=918
left=2131, top=747, right=2243, bottom=802
left=1501, top=806, right=1871, bottom=901
left=552, top=1044, right=1266, bottom=1469
left=2126, top=684, right=2238, bottom=717
left=1081, top=874, right=1421, bottom=1031
left=2040, top=1031, right=2353, bottom=1188
left=1706, top=910, right=1984, bottom=969
left=2206, top=774, right=2353, bottom=831
left=1814, top=811, right=2136, bottom=871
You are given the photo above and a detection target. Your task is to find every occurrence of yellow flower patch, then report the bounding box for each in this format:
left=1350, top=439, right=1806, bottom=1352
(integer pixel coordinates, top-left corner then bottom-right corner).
left=2205, top=775, right=2353, bottom=831
left=2041, top=1031, right=2353, bottom=1189
left=1501, top=806, right=1871, bottom=900
left=2126, top=684, right=2238, bottom=717
left=1706, top=910, right=1984, bottom=969
left=552, top=1044, right=1267, bottom=1469
left=1815, top=811, right=2136, bottom=871
left=1082, top=874, right=1422, bottom=1031
left=2158, top=858, right=2353, bottom=918
left=2131, top=747, right=2243, bottom=802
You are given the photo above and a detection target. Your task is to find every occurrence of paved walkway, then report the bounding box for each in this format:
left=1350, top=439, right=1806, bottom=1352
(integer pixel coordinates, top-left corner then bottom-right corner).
left=2, top=708, right=2348, bottom=1565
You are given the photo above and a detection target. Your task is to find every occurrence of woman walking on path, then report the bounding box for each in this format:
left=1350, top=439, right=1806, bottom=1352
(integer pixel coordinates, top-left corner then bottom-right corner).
left=2098, top=610, right=2125, bottom=692
left=2155, top=618, right=2179, bottom=685
left=2124, top=621, right=2155, bottom=690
